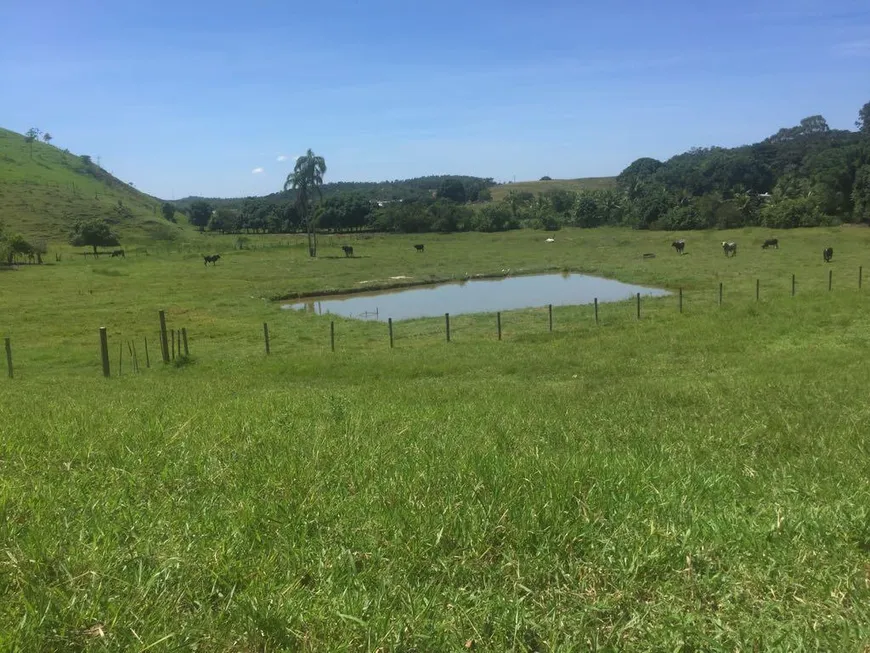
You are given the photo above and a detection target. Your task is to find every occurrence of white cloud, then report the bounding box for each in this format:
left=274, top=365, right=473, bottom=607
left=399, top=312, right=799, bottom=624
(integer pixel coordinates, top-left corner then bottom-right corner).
left=251, top=167, right=264, bottom=174
left=277, top=155, right=288, bottom=162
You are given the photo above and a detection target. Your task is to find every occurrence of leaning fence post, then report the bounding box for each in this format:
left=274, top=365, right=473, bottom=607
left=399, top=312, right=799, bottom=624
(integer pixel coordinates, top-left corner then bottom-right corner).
left=158, top=310, right=169, bottom=363
left=497, top=312, right=502, bottom=341
left=791, top=274, right=795, bottom=297
left=678, top=287, right=683, bottom=314
left=263, top=322, right=270, bottom=355
left=330, top=321, right=335, bottom=352
left=718, top=282, right=723, bottom=307
left=636, top=293, right=641, bottom=320
left=829, top=269, right=833, bottom=292
left=756, top=278, right=760, bottom=302
left=594, top=298, right=599, bottom=325
left=144, top=336, right=151, bottom=368
left=181, top=328, right=189, bottom=357
left=445, top=313, right=451, bottom=342
left=99, top=328, right=110, bottom=378
left=5, top=337, right=13, bottom=379
left=548, top=304, right=553, bottom=332
left=388, top=318, right=394, bottom=349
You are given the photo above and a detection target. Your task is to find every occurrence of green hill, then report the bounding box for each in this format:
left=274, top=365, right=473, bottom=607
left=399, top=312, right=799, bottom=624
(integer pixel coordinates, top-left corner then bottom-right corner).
left=488, top=176, right=616, bottom=201
left=0, top=127, right=185, bottom=242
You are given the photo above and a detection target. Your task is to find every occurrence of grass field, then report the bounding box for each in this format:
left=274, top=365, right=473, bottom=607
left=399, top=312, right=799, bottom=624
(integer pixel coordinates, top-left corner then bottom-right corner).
left=489, top=177, right=617, bottom=202
left=2, top=227, right=870, bottom=650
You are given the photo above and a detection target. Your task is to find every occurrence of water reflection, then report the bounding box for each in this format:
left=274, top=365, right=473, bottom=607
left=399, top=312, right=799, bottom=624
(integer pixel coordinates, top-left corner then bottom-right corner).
left=282, top=273, right=669, bottom=322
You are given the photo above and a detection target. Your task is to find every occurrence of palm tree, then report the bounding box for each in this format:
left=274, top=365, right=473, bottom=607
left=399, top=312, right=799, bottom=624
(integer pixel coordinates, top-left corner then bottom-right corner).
left=284, top=149, right=327, bottom=257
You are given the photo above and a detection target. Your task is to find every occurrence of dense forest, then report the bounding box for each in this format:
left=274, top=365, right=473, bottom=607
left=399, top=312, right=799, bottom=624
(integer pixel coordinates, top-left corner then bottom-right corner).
left=176, top=100, right=870, bottom=235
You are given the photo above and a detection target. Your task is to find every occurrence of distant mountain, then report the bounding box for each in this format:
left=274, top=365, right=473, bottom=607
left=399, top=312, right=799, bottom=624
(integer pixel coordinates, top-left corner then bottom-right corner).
left=0, top=127, right=184, bottom=241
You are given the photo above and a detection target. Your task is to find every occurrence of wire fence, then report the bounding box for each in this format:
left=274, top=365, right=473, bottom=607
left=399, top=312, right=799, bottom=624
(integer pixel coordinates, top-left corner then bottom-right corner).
left=2, top=267, right=865, bottom=380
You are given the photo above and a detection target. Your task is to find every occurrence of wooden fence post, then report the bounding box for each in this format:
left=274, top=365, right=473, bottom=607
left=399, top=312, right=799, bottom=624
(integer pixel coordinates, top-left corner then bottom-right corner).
left=718, top=282, right=723, bottom=306
left=263, top=323, right=270, bottom=355
left=636, top=293, right=641, bottom=320
left=548, top=304, right=553, bottom=332
left=330, top=321, right=335, bottom=352
left=171, top=330, right=176, bottom=361
left=388, top=318, right=394, bottom=349
left=445, top=313, right=451, bottom=342
left=497, top=312, right=502, bottom=341
left=118, top=341, right=123, bottom=376
left=181, top=328, right=189, bottom=357
left=791, top=274, right=795, bottom=297
left=144, top=336, right=151, bottom=368
left=860, top=266, right=863, bottom=289
left=5, top=337, right=13, bottom=379
left=756, top=278, right=760, bottom=302
left=132, top=341, right=140, bottom=373
left=594, top=298, right=599, bottom=325
left=158, top=310, right=169, bottom=363
left=99, top=328, right=110, bottom=378
left=829, top=269, right=833, bottom=292
left=678, top=287, right=683, bottom=314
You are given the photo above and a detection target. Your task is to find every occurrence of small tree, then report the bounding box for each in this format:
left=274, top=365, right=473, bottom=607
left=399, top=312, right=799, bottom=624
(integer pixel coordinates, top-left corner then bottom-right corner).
left=188, top=200, right=213, bottom=232
left=42, top=132, right=53, bottom=145
left=69, top=219, right=120, bottom=254
left=436, top=178, right=467, bottom=203
left=5, top=234, right=34, bottom=265
left=24, top=128, right=41, bottom=159
left=161, top=202, right=176, bottom=222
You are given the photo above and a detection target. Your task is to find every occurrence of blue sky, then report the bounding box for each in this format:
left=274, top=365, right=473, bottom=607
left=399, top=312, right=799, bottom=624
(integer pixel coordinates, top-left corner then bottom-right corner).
left=1, top=0, right=869, bottom=199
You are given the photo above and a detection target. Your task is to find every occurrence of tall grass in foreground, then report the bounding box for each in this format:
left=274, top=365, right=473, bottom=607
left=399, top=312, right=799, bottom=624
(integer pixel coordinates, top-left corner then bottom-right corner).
left=2, top=287, right=870, bottom=650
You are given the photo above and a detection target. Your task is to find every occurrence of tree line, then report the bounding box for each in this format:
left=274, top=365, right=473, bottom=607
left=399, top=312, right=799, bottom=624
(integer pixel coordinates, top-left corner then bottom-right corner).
left=174, top=100, right=869, bottom=238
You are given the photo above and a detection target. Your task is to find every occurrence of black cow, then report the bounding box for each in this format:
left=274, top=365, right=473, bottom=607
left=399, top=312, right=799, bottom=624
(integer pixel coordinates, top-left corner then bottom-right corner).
left=762, top=239, right=779, bottom=249
left=671, top=240, right=685, bottom=255
left=111, top=249, right=125, bottom=258
left=342, top=245, right=354, bottom=257
left=203, top=254, right=221, bottom=266
left=414, top=244, right=425, bottom=252
left=722, top=241, right=737, bottom=257
left=823, top=247, right=833, bottom=263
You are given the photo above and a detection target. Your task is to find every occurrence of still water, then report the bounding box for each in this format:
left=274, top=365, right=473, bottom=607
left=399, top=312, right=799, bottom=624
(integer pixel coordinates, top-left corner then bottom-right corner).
left=282, top=273, right=670, bottom=322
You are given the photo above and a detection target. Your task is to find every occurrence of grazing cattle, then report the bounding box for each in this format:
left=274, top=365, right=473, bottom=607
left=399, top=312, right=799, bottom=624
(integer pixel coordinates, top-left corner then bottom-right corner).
left=111, top=249, right=125, bottom=258
left=761, top=239, right=779, bottom=249
left=203, top=254, right=221, bottom=266
left=342, top=245, right=354, bottom=257
left=414, top=244, right=425, bottom=252
left=722, top=241, right=737, bottom=257
left=823, top=247, right=833, bottom=263
left=671, top=239, right=685, bottom=255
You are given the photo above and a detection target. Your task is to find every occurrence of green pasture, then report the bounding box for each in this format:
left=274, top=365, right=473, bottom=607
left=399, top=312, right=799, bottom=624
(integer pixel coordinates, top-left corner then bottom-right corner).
left=2, top=227, right=870, bottom=650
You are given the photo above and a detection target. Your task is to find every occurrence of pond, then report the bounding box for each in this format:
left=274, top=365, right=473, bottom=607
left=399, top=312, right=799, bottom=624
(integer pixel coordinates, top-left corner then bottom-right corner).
left=282, top=273, right=670, bottom=322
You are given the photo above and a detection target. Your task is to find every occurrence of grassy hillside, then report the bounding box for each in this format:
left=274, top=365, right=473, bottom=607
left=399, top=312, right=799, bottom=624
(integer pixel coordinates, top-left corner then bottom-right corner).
left=0, top=127, right=187, bottom=242
left=2, top=227, right=870, bottom=648
left=489, top=176, right=616, bottom=201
